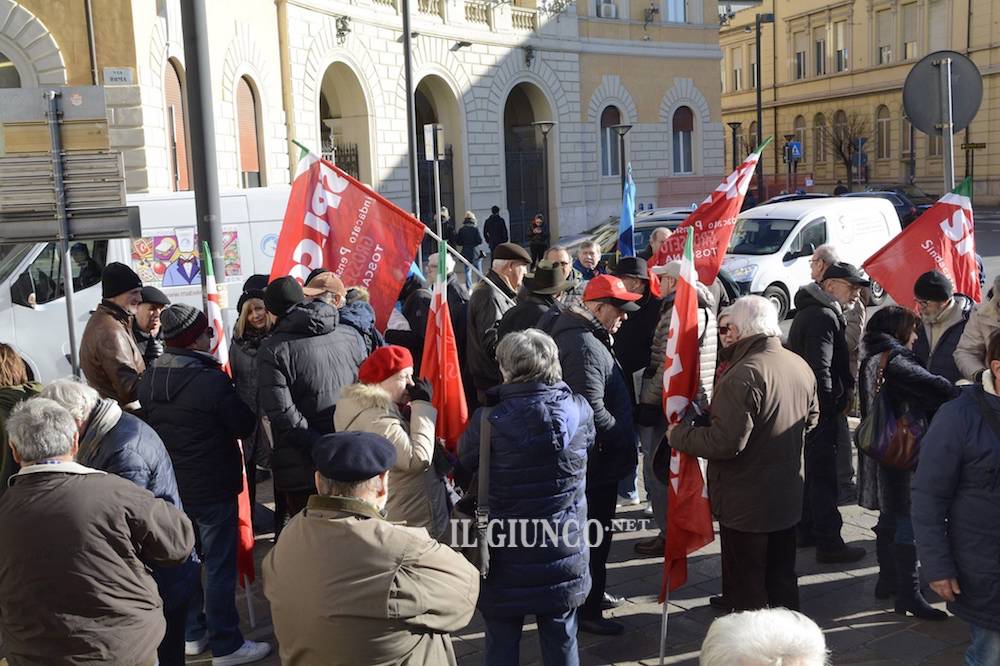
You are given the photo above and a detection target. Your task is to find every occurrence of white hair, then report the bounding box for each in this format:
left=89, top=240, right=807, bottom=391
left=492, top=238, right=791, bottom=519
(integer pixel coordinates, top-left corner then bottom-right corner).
left=6, top=398, right=77, bottom=463
left=496, top=329, right=562, bottom=385
left=578, top=240, right=601, bottom=254
left=492, top=258, right=518, bottom=272
left=39, top=377, right=100, bottom=423
left=812, top=244, right=840, bottom=265
left=728, top=295, right=782, bottom=338
left=428, top=252, right=455, bottom=275
left=700, top=609, right=829, bottom=666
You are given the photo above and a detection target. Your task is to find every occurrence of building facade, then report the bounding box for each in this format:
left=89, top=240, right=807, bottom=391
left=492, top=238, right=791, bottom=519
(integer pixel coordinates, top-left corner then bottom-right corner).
left=1, top=0, right=725, bottom=240
left=720, top=0, right=1000, bottom=204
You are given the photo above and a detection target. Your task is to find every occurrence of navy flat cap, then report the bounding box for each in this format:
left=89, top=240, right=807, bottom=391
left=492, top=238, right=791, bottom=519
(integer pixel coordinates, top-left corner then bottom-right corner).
left=312, top=431, right=398, bottom=482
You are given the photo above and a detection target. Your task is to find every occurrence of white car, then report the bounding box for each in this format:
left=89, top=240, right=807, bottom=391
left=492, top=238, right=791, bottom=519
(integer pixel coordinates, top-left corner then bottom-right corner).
left=721, top=197, right=901, bottom=319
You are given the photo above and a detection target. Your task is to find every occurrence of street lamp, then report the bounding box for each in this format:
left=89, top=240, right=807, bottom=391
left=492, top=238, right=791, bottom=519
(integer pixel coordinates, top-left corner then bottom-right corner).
left=727, top=121, right=742, bottom=171
left=532, top=120, right=557, bottom=235
left=609, top=123, right=633, bottom=195
left=755, top=12, right=774, bottom=200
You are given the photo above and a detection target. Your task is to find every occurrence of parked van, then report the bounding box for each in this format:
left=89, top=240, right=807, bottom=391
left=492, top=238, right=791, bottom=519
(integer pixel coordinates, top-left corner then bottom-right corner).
left=1, top=186, right=290, bottom=382
left=721, top=197, right=901, bottom=319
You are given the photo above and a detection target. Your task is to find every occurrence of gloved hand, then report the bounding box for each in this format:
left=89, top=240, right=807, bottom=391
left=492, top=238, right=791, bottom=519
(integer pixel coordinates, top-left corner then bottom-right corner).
left=635, top=403, right=662, bottom=427
left=407, top=377, right=434, bottom=403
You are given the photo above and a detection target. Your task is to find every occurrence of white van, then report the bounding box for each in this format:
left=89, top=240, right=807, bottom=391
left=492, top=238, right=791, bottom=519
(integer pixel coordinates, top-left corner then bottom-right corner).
left=721, top=198, right=901, bottom=319
left=1, top=186, right=290, bottom=381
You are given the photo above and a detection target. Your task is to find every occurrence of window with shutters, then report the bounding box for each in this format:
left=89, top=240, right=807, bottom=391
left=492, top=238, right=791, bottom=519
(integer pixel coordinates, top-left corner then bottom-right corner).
left=236, top=76, right=264, bottom=188
left=901, top=116, right=913, bottom=157
left=813, top=114, right=827, bottom=162
left=876, top=10, right=893, bottom=64
left=794, top=115, right=807, bottom=163
left=749, top=121, right=758, bottom=150
left=814, top=27, right=827, bottom=76
left=793, top=32, right=807, bottom=80
left=834, top=21, right=848, bottom=72
left=875, top=106, right=891, bottom=159
left=928, top=0, right=948, bottom=52
left=731, top=47, right=743, bottom=91
left=902, top=3, right=918, bottom=60
left=929, top=132, right=942, bottom=157
left=665, top=0, right=685, bottom=23
left=600, top=106, right=622, bottom=177
left=672, top=106, right=694, bottom=174
left=749, top=45, right=758, bottom=88
left=164, top=59, right=190, bottom=192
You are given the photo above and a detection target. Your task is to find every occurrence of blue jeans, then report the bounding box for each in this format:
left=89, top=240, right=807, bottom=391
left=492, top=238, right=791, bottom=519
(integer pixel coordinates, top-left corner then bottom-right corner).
left=184, top=499, right=244, bottom=657
left=967, top=624, right=1000, bottom=666
left=484, top=609, right=579, bottom=666
left=639, top=423, right=667, bottom=532
left=462, top=252, right=480, bottom=289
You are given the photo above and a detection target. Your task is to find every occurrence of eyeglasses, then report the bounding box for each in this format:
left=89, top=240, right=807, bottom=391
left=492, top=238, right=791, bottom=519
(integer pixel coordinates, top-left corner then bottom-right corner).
left=719, top=326, right=731, bottom=334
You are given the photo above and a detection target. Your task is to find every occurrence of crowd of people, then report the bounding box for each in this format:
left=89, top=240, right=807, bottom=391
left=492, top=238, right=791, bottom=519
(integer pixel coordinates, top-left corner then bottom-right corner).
left=0, top=222, right=998, bottom=666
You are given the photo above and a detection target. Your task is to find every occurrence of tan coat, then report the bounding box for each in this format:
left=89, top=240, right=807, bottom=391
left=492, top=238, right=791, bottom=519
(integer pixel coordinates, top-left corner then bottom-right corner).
left=333, top=383, right=448, bottom=539
left=955, top=275, right=1000, bottom=380
left=262, top=495, right=479, bottom=666
left=80, top=302, right=146, bottom=408
left=670, top=334, right=819, bottom=533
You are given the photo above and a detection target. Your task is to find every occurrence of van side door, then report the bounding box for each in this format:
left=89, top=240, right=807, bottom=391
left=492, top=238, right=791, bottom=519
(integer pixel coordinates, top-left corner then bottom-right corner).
left=784, top=217, right=827, bottom=290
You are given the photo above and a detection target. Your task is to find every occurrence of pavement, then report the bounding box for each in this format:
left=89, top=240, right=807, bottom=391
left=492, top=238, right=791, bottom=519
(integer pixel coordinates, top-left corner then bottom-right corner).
left=190, top=463, right=973, bottom=666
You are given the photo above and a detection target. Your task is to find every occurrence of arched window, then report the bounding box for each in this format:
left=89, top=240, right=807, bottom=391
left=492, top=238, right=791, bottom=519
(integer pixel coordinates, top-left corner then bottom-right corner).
left=0, top=50, right=22, bottom=88
left=600, top=105, right=621, bottom=178
left=164, top=59, right=190, bottom=191
left=236, top=76, right=264, bottom=188
left=813, top=113, right=827, bottom=162
left=875, top=106, right=890, bottom=160
left=793, top=115, right=807, bottom=163
left=672, top=106, right=694, bottom=174
left=748, top=121, right=758, bottom=150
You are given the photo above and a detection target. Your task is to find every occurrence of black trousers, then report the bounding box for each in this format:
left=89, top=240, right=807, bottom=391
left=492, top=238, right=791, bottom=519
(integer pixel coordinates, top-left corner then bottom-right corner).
left=581, top=482, right=618, bottom=619
left=800, top=416, right=845, bottom=551
left=720, top=524, right=799, bottom=612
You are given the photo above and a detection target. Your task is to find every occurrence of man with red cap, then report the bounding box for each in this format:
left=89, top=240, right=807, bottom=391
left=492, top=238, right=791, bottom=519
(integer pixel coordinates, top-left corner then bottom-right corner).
left=548, top=275, right=641, bottom=635
left=138, top=303, right=271, bottom=665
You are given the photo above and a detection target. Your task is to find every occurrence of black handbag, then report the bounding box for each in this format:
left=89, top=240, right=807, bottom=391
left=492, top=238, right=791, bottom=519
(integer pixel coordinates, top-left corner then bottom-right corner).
left=449, top=408, right=493, bottom=578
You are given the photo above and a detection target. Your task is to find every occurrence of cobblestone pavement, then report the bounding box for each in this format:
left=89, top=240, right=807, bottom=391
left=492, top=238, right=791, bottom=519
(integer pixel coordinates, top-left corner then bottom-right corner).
left=189, top=477, right=972, bottom=666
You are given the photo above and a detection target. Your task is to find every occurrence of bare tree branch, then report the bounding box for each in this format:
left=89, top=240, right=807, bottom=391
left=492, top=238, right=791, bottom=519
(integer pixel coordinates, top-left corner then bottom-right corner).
left=818, top=112, right=870, bottom=190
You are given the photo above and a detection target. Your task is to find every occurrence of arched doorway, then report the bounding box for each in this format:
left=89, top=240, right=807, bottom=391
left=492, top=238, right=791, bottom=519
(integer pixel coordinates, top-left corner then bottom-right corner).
left=164, top=58, right=190, bottom=191
left=414, top=75, right=466, bottom=235
left=503, top=82, right=555, bottom=244
left=0, top=49, right=22, bottom=88
left=319, top=62, right=372, bottom=184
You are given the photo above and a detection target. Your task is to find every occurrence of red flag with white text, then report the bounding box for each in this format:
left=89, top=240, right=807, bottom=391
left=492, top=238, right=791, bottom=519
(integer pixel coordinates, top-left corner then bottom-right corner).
left=269, top=150, right=426, bottom=329
left=862, top=178, right=981, bottom=309
left=660, top=227, right=714, bottom=601
left=652, top=140, right=771, bottom=284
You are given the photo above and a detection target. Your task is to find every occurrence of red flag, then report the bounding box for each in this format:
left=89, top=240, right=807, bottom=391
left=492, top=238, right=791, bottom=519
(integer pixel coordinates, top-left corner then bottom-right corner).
left=653, top=140, right=770, bottom=284
left=269, top=150, right=426, bottom=329
left=863, top=178, right=981, bottom=309
left=660, top=227, right=714, bottom=601
left=235, top=441, right=256, bottom=588
left=420, top=241, right=468, bottom=452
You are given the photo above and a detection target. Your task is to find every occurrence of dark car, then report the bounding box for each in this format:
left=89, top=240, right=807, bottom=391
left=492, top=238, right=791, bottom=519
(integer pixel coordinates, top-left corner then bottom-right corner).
left=841, top=190, right=922, bottom=227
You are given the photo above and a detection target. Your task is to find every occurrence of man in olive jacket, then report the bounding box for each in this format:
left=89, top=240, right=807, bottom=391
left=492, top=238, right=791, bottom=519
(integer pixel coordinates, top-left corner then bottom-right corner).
left=263, top=431, right=478, bottom=665
left=669, top=296, right=818, bottom=613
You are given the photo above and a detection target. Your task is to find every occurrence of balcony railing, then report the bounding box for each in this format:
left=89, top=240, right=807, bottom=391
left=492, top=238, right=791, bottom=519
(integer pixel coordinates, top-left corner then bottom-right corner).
left=465, top=1, right=491, bottom=26
left=359, top=0, right=540, bottom=33
left=511, top=6, right=538, bottom=30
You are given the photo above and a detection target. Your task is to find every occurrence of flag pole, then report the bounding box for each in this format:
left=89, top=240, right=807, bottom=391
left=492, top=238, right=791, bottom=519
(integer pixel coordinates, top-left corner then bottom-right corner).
left=659, top=574, right=670, bottom=666
left=244, top=575, right=257, bottom=629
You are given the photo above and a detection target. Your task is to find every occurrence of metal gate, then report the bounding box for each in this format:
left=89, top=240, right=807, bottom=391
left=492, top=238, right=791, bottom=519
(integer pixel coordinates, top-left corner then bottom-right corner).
left=320, top=142, right=360, bottom=181
left=504, top=149, right=543, bottom=245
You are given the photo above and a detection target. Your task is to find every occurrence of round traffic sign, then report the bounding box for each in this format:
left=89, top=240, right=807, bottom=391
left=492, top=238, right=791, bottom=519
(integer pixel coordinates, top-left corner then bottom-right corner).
left=903, top=50, right=982, bottom=136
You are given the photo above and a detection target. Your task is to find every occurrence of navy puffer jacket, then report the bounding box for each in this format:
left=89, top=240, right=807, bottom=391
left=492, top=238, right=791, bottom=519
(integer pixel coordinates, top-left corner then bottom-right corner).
left=912, top=383, right=1000, bottom=631
left=459, top=381, right=594, bottom=618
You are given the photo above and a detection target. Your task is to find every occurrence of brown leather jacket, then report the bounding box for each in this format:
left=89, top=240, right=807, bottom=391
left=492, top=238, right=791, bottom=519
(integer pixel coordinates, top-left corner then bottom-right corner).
left=81, top=302, right=146, bottom=408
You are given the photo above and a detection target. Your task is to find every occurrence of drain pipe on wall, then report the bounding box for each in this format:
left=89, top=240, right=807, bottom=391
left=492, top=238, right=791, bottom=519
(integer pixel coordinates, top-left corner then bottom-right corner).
left=85, top=0, right=98, bottom=85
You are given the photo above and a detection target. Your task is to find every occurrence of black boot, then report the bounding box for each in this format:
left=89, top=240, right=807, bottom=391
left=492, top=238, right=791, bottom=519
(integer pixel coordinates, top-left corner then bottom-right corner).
left=874, top=525, right=896, bottom=599
left=893, top=543, right=947, bottom=620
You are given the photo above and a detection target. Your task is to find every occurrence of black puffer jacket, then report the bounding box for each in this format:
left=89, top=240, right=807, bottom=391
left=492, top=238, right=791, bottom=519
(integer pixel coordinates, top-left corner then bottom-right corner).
left=257, top=301, right=365, bottom=491
left=138, top=349, right=254, bottom=506
left=786, top=282, right=853, bottom=418
left=913, top=294, right=973, bottom=385
left=549, top=307, right=638, bottom=487
left=613, top=288, right=662, bottom=402
left=230, top=329, right=270, bottom=462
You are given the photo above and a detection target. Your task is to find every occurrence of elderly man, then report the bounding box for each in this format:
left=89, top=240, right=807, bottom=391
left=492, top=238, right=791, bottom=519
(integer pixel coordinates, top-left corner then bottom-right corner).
left=466, top=242, right=531, bottom=402
left=700, top=609, right=827, bottom=666
left=80, top=262, right=145, bottom=408
left=545, top=245, right=585, bottom=309
left=0, top=398, right=194, bottom=665
left=809, top=244, right=863, bottom=503
left=670, top=296, right=818, bottom=611
left=304, top=270, right=383, bottom=356
left=637, top=227, right=671, bottom=261
left=912, top=271, right=973, bottom=384
left=40, top=378, right=196, bottom=665
left=263, top=431, right=478, bottom=665
left=787, top=262, right=868, bottom=563
left=497, top=260, right=575, bottom=339
left=550, top=275, right=641, bottom=635
left=573, top=240, right=606, bottom=281
left=133, top=286, right=171, bottom=366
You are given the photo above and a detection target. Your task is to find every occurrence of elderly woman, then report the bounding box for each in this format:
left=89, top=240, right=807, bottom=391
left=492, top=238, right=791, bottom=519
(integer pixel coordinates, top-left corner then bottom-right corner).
left=858, top=306, right=956, bottom=621
left=0, top=344, right=41, bottom=499
left=333, top=345, right=447, bottom=538
left=459, top=329, right=595, bottom=666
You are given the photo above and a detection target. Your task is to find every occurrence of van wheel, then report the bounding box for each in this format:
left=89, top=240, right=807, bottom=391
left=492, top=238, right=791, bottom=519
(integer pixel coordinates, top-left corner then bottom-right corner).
left=763, top=285, right=790, bottom=320
left=866, top=281, right=886, bottom=306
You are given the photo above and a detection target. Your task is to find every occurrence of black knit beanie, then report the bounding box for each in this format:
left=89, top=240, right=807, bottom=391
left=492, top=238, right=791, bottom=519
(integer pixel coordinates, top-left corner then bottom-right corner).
left=101, top=262, right=142, bottom=298
left=914, top=271, right=954, bottom=302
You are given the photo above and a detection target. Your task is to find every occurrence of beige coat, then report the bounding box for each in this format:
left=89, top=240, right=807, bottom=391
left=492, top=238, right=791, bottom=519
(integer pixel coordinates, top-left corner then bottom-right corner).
left=262, top=495, right=479, bottom=666
left=955, top=275, right=1000, bottom=380
left=333, top=383, right=448, bottom=538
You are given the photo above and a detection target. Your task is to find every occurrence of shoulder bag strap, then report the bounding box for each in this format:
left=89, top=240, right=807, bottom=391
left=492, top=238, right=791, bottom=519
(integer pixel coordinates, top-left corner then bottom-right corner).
left=476, top=407, right=493, bottom=519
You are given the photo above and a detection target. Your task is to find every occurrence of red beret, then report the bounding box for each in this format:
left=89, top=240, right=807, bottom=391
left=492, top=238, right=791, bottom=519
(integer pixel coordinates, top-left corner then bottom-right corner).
left=358, top=345, right=414, bottom=384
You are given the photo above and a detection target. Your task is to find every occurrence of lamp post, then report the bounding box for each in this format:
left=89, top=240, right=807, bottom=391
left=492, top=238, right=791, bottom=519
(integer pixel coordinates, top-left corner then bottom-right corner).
left=755, top=12, right=774, bottom=200
left=727, top=121, right=742, bottom=171
left=610, top=123, right=633, bottom=196
left=531, top=120, right=557, bottom=236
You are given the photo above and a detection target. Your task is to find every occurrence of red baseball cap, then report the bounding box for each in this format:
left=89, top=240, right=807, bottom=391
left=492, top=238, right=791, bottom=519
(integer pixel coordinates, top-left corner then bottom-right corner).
left=583, top=274, right=642, bottom=312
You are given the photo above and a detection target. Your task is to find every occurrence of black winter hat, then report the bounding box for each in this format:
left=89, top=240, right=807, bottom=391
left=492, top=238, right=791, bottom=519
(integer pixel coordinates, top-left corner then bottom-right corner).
left=914, top=270, right=954, bottom=302
left=242, top=274, right=269, bottom=293
left=101, top=262, right=142, bottom=298
left=312, top=431, right=397, bottom=482
left=612, top=256, right=650, bottom=281
left=265, top=276, right=304, bottom=316
left=160, top=304, right=209, bottom=348
left=139, top=286, right=170, bottom=306
left=237, top=288, right=266, bottom=315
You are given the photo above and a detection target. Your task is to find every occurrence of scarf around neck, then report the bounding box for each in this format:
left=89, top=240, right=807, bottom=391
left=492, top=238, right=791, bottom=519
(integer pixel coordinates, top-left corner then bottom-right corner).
left=77, top=398, right=123, bottom=466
